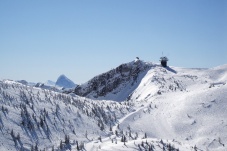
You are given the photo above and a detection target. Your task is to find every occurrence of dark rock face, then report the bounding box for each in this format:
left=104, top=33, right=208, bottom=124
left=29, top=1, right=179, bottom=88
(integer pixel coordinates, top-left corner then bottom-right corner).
left=74, top=60, right=151, bottom=99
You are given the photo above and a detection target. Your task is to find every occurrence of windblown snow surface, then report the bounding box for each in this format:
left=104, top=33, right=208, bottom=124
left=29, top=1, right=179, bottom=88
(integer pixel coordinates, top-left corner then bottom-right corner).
left=0, top=60, right=227, bottom=151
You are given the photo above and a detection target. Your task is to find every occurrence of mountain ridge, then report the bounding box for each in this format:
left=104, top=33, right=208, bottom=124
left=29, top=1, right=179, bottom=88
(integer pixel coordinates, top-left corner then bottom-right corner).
left=74, top=60, right=153, bottom=101
left=0, top=60, right=226, bottom=151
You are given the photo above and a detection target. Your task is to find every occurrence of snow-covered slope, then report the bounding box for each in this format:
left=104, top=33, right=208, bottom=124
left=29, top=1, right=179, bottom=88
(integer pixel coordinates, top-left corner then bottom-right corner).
left=74, top=59, right=151, bottom=101
left=56, top=75, right=76, bottom=89
left=86, top=63, right=227, bottom=151
left=0, top=60, right=227, bottom=151
left=0, top=80, right=130, bottom=150
left=76, top=61, right=227, bottom=151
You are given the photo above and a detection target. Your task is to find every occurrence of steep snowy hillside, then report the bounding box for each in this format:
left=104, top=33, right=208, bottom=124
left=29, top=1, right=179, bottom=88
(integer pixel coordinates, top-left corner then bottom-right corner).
left=74, top=60, right=227, bottom=151
left=0, top=80, right=130, bottom=150
left=74, top=59, right=151, bottom=101
left=56, top=75, right=76, bottom=89
left=89, top=63, right=227, bottom=151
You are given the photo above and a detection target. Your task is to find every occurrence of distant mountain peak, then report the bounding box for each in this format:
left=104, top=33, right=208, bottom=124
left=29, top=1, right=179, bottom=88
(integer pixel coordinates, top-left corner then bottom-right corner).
left=56, top=74, right=76, bottom=88
left=59, top=74, right=66, bottom=78
left=45, top=80, right=55, bottom=86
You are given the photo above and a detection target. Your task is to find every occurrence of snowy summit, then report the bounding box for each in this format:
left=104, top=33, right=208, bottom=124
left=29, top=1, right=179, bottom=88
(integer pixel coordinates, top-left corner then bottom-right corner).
left=55, top=74, right=76, bottom=88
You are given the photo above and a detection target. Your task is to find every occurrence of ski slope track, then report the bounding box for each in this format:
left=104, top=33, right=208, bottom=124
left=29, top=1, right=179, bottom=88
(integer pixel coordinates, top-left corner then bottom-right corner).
left=0, top=60, right=227, bottom=151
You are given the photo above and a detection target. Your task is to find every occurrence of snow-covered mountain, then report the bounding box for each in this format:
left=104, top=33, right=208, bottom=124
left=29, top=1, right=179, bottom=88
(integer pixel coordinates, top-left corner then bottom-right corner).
left=107, top=63, right=227, bottom=151
left=74, top=59, right=151, bottom=101
left=56, top=74, right=76, bottom=88
left=73, top=60, right=227, bottom=150
left=73, top=59, right=188, bottom=102
left=45, top=80, right=56, bottom=86
left=0, top=60, right=227, bottom=151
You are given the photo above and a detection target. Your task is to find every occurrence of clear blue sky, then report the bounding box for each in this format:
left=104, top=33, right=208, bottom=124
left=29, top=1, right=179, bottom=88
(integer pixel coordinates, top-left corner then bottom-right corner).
left=0, top=0, right=226, bottom=84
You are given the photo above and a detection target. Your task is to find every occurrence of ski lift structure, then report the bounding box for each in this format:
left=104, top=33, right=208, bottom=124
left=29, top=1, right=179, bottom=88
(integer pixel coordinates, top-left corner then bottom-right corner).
left=160, top=56, right=168, bottom=67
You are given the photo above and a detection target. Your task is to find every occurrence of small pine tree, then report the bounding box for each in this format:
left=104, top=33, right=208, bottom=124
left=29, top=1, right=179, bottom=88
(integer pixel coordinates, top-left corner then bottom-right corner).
left=35, top=143, right=38, bottom=151
left=144, top=132, right=147, bottom=138
left=31, top=145, right=34, bottom=151
left=141, top=141, right=144, bottom=147
left=148, top=144, right=152, bottom=151
left=123, top=135, right=127, bottom=145
left=135, top=132, right=138, bottom=140
left=65, top=134, right=70, bottom=144
left=60, top=140, right=63, bottom=150
left=109, top=124, right=112, bottom=131
left=194, top=145, right=197, bottom=151
left=121, top=135, right=124, bottom=142
left=80, top=142, right=85, bottom=149
left=115, top=130, right=118, bottom=136
left=17, top=133, right=20, bottom=141
left=10, top=129, right=14, bottom=138
left=76, top=141, right=79, bottom=150
left=98, top=136, right=102, bottom=142
left=160, top=139, right=164, bottom=144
